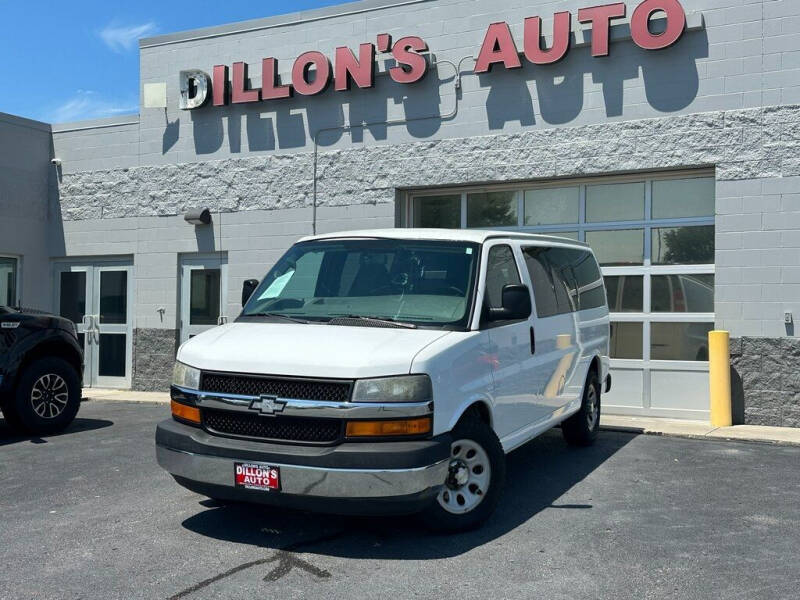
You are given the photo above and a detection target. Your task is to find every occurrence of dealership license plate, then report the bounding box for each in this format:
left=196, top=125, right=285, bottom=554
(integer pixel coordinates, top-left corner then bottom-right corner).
left=234, top=462, right=280, bottom=492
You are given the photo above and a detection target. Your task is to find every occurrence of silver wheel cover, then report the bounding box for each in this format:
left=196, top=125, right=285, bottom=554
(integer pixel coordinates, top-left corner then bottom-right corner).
left=437, top=438, right=492, bottom=515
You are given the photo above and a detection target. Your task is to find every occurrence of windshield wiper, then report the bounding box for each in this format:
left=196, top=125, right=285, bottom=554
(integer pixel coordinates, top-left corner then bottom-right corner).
left=329, top=315, right=418, bottom=329
left=246, top=312, right=309, bottom=324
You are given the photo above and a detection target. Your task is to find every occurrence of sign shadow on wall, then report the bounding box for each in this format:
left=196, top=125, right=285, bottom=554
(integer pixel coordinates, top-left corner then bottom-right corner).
left=480, top=28, right=709, bottom=128
left=177, top=63, right=451, bottom=156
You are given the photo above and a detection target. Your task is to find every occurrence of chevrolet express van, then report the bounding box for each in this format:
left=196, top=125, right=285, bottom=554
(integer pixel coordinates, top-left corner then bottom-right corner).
left=156, top=229, right=610, bottom=531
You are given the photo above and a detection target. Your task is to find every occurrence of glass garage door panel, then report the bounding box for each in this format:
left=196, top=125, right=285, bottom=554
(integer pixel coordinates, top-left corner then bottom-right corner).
left=650, top=370, right=710, bottom=412
left=603, top=368, right=645, bottom=410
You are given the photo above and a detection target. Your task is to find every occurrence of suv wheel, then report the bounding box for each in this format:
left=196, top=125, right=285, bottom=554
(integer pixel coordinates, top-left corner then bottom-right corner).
left=420, top=415, right=505, bottom=532
left=561, top=371, right=601, bottom=447
left=11, top=357, right=81, bottom=435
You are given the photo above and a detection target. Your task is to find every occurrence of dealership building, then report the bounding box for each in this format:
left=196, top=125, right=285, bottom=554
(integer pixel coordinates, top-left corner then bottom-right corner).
left=1, top=0, right=799, bottom=426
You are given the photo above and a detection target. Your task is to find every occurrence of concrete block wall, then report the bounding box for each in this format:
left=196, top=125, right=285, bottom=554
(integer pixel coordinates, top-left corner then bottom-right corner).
left=0, top=113, right=54, bottom=311
left=730, top=337, right=800, bottom=427
left=716, top=176, right=800, bottom=337
left=129, top=0, right=800, bottom=165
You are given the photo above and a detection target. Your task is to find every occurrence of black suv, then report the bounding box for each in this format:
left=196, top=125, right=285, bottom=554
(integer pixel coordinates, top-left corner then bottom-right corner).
left=0, top=306, right=83, bottom=434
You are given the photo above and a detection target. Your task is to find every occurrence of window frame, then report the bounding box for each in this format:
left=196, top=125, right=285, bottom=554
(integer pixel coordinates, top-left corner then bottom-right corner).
left=0, top=254, right=20, bottom=307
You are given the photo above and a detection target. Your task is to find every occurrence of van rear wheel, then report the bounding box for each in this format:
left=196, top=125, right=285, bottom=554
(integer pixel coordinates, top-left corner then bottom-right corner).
left=420, top=416, right=505, bottom=532
left=562, top=371, right=600, bottom=447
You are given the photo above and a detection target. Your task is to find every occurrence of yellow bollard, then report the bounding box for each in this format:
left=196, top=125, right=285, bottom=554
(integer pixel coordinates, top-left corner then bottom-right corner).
left=709, top=330, right=732, bottom=427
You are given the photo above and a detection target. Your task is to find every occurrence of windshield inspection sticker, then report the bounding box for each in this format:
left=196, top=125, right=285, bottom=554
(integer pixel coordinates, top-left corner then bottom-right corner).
left=258, top=270, right=294, bottom=300
left=466, top=248, right=473, bottom=254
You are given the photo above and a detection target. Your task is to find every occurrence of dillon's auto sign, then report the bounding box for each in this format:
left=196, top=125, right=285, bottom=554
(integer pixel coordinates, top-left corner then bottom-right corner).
left=180, top=0, right=688, bottom=110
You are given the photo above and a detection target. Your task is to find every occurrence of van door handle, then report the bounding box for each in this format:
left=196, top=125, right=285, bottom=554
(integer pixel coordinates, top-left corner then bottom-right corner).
left=529, top=326, right=535, bottom=355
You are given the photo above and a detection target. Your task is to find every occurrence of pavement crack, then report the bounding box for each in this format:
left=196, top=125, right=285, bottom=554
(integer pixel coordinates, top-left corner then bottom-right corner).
left=166, top=529, right=345, bottom=599
left=263, top=551, right=331, bottom=582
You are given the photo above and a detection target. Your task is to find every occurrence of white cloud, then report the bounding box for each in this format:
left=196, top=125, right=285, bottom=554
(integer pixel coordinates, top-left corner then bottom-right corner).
left=99, top=21, right=157, bottom=52
left=46, top=90, right=138, bottom=123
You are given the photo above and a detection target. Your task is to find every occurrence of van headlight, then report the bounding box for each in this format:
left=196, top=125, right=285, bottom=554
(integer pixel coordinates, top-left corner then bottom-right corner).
left=173, top=361, right=201, bottom=390
left=352, top=375, right=432, bottom=403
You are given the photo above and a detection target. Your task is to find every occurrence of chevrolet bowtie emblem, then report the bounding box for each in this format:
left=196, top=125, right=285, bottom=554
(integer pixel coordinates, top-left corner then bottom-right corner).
left=252, top=395, right=287, bottom=416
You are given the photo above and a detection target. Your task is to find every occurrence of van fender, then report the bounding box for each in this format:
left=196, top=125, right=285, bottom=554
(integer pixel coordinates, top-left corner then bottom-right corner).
left=443, top=393, right=495, bottom=434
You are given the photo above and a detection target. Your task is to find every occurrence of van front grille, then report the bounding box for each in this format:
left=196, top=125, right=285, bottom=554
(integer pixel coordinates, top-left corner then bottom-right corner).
left=203, top=409, right=342, bottom=444
left=200, top=372, right=352, bottom=403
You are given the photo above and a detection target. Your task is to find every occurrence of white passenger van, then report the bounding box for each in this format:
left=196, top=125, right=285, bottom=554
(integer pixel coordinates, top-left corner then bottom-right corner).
left=156, top=229, right=610, bottom=531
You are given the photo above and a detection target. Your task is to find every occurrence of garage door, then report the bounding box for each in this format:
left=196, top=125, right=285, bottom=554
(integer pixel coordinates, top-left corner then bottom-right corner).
left=404, top=170, right=715, bottom=420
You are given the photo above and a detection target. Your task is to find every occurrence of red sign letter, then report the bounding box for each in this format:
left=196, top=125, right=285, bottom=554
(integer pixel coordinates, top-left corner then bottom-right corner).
left=389, top=36, right=428, bottom=84
left=577, top=3, right=626, bottom=57
left=524, top=12, right=571, bottom=65
left=212, top=65, right=227, bottom=106
left=292, top=52, right=332, bottom=96
left=631, top=0, right=686, bottom=50
left=475, top=22, right=522, bottom=73
left=261, top=58, right=292, bottom=100
left=231, top=62, right=260, bottom=103
left=334, top=43, right=376, bottom=91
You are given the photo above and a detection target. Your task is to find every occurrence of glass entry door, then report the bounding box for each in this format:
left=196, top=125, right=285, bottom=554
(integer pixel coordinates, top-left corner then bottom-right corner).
left=55, top=261, right=133, bottom=388
left=180, top=254, right=228, bottom=344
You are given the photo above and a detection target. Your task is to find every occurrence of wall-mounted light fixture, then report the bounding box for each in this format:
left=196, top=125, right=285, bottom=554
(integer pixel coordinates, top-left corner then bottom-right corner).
left=184, top=207, right=212, bottom=225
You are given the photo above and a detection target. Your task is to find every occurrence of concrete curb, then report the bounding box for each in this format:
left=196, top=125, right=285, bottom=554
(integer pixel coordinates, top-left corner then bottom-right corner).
left=82, top=389, right=170, bottom=404
left=600, top=415, right=800, bottom=447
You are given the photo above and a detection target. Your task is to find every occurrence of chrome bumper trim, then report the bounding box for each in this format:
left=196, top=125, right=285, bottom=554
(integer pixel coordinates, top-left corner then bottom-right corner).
left=156, top=444, right=448, bottom=498
left=174, top=385, right=433, bottom=419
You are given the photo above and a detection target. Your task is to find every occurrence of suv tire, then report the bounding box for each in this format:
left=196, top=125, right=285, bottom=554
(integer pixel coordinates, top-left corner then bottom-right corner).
left=11, top=357, right=81, bottom=435
left=562, top=371, right=601, bottom=447
left=420, top=415, right=505, bottom=533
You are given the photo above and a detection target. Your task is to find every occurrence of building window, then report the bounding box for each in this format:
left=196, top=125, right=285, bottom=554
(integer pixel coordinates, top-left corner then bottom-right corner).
left=408, top=172, right=715, bottom=364
left=412, top=195, right=461, bottom=228
left=0, top=257, right=18, bottom=306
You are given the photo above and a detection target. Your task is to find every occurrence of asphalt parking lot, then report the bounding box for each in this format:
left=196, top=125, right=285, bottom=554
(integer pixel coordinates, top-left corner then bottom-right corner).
left=1, top=401, right=799, bottom=600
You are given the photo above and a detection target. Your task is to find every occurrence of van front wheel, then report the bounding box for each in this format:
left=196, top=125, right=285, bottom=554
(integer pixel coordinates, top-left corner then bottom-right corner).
left=420, top=416, right=505, bottom=532
left=562, top=371, right=601, bottom=447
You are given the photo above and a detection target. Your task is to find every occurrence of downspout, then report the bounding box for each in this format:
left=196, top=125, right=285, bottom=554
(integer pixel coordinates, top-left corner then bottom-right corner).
left=311, top=56, right=475, bottom=235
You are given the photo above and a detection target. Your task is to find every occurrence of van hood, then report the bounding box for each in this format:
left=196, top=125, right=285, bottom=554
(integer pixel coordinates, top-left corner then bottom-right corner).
left=177, top=322, right=451, bottom=379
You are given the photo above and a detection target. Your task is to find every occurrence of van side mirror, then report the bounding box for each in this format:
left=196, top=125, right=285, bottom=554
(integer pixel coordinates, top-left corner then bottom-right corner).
left=488, top=284, right=532, bottom=321
left=241, top=279, right=259, bottom=307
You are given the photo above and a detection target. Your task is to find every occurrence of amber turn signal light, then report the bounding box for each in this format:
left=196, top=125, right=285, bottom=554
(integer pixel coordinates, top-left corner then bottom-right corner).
left=171, top=400, right=201, bottom=424
left=346, top=417, right=432, bottom=438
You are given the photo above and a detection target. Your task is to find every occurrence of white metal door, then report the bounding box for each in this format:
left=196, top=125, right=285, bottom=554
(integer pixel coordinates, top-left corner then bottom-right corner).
left=180, top=255, right=228, bottom=344
left=55, top=261, right=133, bottom=388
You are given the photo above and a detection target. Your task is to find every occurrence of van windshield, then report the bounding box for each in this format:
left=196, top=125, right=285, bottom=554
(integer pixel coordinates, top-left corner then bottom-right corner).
left=240, top=239, right=480, bottom=329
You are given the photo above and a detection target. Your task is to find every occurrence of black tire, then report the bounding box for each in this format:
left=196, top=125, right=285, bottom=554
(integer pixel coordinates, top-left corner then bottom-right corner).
left=562, top=371, right=600, bottom=447
left=10, top=357, right=81, bottom=435
left=420, top=416, right=506, bottom=533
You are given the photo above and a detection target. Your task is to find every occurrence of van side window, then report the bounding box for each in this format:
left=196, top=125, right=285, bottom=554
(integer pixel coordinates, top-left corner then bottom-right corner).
left=544, top=248, right=578, bottom=314
left=485, top=245, right=521, bottom=309
left=522, top=247, right=558, bottom=318
left=572, top=251, right=606, bottom=310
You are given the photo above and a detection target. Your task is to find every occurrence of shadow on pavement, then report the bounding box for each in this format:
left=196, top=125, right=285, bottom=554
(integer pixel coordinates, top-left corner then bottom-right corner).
left=0, top=417, right=114, bottom=446
left=180, top=429, right=635, bottom=560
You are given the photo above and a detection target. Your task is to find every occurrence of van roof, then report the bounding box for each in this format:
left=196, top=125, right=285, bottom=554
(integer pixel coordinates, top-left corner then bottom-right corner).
left=299, top=228, right=589, bottom=247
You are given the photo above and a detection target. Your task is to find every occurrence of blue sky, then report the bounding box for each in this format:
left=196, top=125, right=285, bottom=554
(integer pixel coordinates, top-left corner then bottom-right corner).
left=1, top=0, right=342, bottom=124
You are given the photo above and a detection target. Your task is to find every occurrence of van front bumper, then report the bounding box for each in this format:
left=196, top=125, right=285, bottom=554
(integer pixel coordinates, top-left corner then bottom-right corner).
left=156, top=419, right=451, bottom=515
